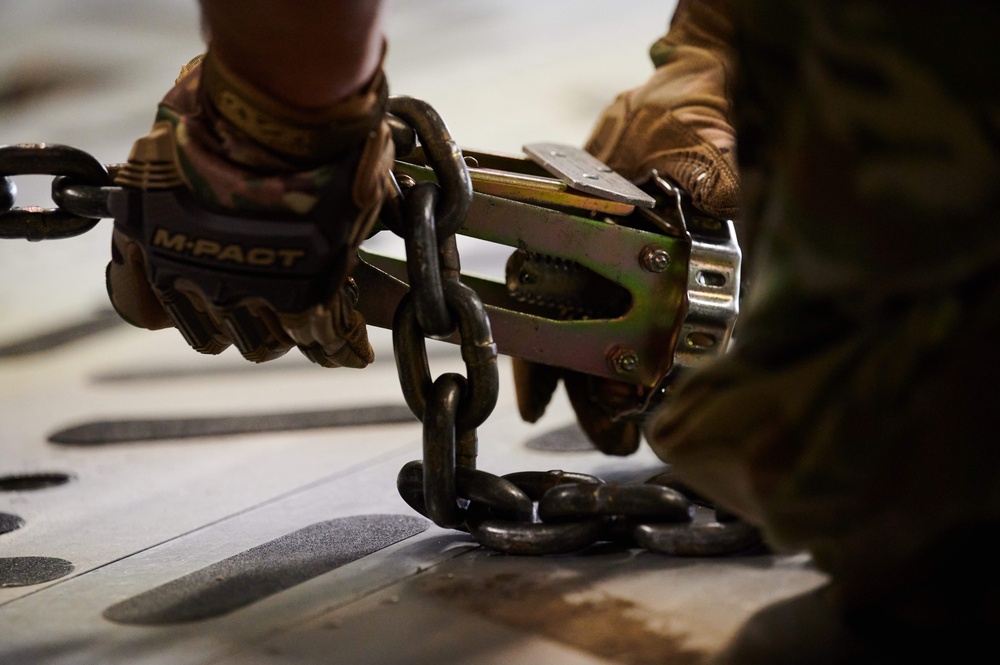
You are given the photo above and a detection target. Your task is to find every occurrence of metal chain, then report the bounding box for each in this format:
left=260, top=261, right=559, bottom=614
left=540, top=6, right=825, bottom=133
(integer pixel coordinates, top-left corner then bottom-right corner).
left=0, top=143, right=119, bottom=240
left=0, top=118, right=764, bottom=558
left=387, top=96, right=500, bottom=533
left=387, top=97, right=763, bottom=557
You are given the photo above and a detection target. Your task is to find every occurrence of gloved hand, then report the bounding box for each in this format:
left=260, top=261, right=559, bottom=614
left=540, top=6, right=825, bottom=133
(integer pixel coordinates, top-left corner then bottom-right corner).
left=512, top=0, right=739, bottom=455
left=106, top=49, right=394, bottom=368
left=512, top=359, right=649, bottom=456
left=585, top=0, right=738, bottom=220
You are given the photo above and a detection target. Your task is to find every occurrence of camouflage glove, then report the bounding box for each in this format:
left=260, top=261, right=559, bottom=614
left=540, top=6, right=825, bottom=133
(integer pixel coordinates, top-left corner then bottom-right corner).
left=512, top=0, right=738, bottom=455
left=106, top=50, right=394, bottom=368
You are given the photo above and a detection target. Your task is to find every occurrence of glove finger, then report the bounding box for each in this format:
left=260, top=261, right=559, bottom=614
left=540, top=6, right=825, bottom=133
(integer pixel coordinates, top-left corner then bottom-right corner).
left=590, top=104, right=739, bottom=219
left=218, top=303, right=294, bottom=363
left=632, top=109, right=739, bottom=219
left=563, top=371, right=642, bottom=456
left=106, top=231, right=172, bottom=330
left=159, top=279, right=233, bottom=355
left=278, top=282, right=374, bottom=369
left=109, top=230, right=237, bottom=356
left=297, top=307, right=374, bottom=369
left=511, top=357, right=562, bottom=424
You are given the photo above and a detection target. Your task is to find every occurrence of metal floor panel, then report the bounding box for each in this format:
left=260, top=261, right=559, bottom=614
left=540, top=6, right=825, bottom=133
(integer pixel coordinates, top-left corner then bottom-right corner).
left=0, top=2, right=827, bottom=663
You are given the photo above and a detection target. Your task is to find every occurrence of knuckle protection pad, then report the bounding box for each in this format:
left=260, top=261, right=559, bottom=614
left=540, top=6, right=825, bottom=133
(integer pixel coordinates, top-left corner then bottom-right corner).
left=110, top=186, right=353, bottom=361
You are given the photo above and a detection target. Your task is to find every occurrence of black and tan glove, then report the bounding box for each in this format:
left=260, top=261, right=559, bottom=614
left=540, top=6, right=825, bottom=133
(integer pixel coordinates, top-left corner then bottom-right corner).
left=106, top=49, right=394, bottom=368
left=512, top=0, right=739, bottom=455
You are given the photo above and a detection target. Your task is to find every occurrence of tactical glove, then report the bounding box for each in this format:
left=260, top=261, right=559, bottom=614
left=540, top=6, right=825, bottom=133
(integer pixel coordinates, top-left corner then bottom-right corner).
left=106, top=50, right=394, bottom=368
left=512, top=359, right=648, bottom=456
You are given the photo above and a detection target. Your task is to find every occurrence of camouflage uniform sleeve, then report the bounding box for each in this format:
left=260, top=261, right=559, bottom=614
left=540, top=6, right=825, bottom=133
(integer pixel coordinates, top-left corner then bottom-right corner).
left=646, top=0, right=1000, bottom=630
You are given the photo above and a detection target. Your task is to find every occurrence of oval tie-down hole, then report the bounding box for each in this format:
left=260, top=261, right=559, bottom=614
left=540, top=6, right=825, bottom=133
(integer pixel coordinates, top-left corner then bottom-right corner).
left=695, top=270, right=727, bottom=288
left=685, top=332, right=718, bottom=349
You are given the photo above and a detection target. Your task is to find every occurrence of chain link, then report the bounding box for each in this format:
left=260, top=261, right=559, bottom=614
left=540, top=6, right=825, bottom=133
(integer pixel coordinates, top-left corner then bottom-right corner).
left=397, top=464, right=762, bottom=556
left=400, top=182, right=452, bottom=337
left=0, top=143, right=117, bottom=240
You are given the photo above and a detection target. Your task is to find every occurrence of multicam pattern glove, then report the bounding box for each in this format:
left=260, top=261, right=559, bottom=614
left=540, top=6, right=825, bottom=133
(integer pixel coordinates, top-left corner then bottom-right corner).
left=106, top=49, right=394, bottom=368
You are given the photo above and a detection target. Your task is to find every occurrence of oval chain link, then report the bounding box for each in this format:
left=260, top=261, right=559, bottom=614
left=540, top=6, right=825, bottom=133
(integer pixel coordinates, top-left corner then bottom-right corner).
left=0, top=143, right=117, bottom=240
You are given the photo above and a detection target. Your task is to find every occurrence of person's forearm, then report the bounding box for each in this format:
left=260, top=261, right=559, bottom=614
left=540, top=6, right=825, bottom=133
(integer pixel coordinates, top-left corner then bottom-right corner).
left=198, top=0, right=386, bottom=109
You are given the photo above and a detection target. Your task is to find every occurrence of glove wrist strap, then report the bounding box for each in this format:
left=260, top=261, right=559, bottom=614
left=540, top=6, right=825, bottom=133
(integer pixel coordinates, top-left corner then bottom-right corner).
left=199, top=46, right=388, bottom=162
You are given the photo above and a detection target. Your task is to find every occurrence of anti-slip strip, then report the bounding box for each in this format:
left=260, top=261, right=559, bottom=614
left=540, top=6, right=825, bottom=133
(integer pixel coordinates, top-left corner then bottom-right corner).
left=0, top=309, right=123, bottom=358
left=0, top=557, right=75, bottom=587
left=103, top=514, right=428, bottom=625
left=49, top=404, right=418, bottom=444
left=0, top=512, right=25, bottom=535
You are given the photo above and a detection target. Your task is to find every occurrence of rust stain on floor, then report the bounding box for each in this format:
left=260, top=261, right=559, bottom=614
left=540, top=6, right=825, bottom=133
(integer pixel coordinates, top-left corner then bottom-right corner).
left=418, top=570, right=710, bottom=665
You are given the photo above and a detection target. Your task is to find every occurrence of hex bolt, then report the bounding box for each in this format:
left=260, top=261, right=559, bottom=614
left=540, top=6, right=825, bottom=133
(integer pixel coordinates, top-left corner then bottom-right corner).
left=640, top=245, right=671, bottom=273
left=609, top=347, right=639, bottom=375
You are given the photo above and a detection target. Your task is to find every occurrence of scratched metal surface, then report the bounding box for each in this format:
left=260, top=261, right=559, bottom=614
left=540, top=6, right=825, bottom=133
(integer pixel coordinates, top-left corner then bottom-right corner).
left=0, top=1, right=826, bottom=663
